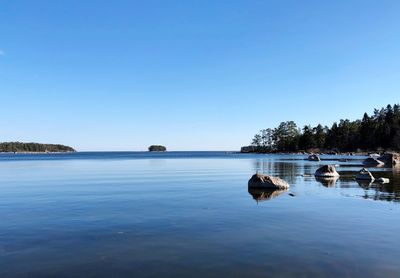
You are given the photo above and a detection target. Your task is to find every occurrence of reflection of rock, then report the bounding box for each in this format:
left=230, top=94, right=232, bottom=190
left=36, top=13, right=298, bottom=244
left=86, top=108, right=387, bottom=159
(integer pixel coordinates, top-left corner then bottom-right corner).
left=363, top=157, right=385, bottom=167
left=357, top=180, right=374, bottom=188
left=308, top=154, right=321, bottom=161
left=248, top=173, right=290, bottom=189
left=356, top=168, right=375, bottom=181
left=315, top=165, right=340, bottom=177
left=357, top=179, right=399, bottom=202
left=248, top=187, right=288, bottom=202
left=315, top=176, right=339, bottom=187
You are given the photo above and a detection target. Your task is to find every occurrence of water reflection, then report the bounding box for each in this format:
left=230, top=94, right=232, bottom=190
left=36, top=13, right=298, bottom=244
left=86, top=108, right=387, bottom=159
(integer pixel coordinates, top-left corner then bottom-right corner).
left=356, top=180, right=374, bottom=188
left=248, top=187, right=288, bottom=203
left=315, top=176, right=338, bottom=187
left=357, top=180, right=400, bottom=202
left=253, top=160, right=301, bottom=184
left=251, top=158, right=400, bottom=202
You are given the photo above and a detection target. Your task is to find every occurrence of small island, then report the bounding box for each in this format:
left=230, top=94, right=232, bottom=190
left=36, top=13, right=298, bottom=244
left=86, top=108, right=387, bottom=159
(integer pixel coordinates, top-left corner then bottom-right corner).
left=148, top=145, right=167, bottom=152
left=0, top=142, right=76, bottom=153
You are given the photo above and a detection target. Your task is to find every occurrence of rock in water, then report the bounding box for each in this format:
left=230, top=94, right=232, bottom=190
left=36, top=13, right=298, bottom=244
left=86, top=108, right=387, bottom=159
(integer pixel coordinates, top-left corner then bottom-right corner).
left=248, top=173, right=290, bottom=190
left=314, top=165, right=340, bottom=178
left=356, top=168, right=375, bottom=181
left=363, top=157, right=385, bottom=167
left=308, top=154, right=321, bottom=161
left=376, top=177, right=390, bottom=184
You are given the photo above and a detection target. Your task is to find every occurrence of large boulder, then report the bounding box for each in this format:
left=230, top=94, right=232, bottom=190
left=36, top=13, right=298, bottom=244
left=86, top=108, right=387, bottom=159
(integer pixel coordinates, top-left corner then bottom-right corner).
left=248, top=173, right=290, bottom=190
left=363, top=157, right=385, bottom=167
left=308, top=154, right=321, bottom=161
left=378, top=152, right=400, bottom=167
left=356, top=168, right=375, bottom=181
left=314, top=165, right=340, bottom=178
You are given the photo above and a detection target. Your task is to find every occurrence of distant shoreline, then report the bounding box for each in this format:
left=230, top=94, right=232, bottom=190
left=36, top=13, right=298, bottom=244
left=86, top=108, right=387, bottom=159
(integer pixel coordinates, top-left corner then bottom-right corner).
left=0, top=151, right=76, bottom=154
left=0, top=150, right=371, bottom=155
left=239, top=150, right=370, bottom=156
left=0, top=142, right=76, bottom=153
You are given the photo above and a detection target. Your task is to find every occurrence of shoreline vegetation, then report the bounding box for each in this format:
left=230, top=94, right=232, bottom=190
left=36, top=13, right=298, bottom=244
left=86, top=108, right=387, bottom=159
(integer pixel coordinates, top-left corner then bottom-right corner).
left=241, top=103, right=400, bottom=154
left=0, top=142, right=76, bottom=153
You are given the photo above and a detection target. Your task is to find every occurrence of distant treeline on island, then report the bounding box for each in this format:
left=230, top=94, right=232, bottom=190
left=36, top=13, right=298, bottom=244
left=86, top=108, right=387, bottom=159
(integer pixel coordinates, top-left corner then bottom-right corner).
left=242, top=103, right=400, bottom=153
left=0, top=142, right=76, bottom=153
left=148, top=145, right=167, bottom=152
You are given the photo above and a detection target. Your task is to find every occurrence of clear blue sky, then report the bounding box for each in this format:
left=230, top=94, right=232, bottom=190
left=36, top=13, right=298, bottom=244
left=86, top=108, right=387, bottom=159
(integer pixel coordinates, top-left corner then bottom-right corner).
left=0, top=0, right=399, bottom=151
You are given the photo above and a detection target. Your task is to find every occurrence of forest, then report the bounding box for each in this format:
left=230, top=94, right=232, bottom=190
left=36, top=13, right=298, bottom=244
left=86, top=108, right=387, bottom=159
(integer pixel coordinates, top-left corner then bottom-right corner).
left=0, top=142, right=76, bottom=153
left=243, top=104, right=400, bottom=153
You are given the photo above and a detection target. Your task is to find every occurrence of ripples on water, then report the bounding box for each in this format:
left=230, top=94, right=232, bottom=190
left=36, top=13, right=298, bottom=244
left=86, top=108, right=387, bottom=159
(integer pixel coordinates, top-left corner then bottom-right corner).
left=0, top=152, right=399, bottom=277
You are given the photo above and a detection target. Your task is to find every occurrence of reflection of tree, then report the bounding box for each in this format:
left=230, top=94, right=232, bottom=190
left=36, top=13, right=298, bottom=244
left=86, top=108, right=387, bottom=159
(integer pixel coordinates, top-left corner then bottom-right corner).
left=315, top=176, right=338, bottom=187
left=357, top=180, right=400, bottom=202
left=252, top=160, right=300, bottom=184
left=248, top=187, right=288, bottom=203
left=303, top=164, right=314, bottom=176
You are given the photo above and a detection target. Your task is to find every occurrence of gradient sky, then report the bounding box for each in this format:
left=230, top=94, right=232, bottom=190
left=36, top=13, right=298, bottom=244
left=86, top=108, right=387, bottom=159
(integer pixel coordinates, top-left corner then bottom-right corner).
left=1, top=0, right=399, bottom=151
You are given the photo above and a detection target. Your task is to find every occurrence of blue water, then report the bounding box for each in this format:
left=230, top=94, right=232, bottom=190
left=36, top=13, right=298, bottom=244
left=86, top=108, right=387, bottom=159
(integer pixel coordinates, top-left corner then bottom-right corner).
left=0, top=152, right=399, bottom=277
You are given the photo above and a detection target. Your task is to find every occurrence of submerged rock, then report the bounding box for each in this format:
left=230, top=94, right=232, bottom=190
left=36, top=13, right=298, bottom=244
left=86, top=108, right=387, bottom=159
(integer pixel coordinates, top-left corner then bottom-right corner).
left=248, top=173, right=290, bottom=190
left=308, top=154, right=321, bottom=161
left=356, top=168, right=375, bottom=181
left=363, top=157, right=385, bottom=167
left=314, top=165, right=340, bottom=178
left=376, top=177, right=390, bottom=184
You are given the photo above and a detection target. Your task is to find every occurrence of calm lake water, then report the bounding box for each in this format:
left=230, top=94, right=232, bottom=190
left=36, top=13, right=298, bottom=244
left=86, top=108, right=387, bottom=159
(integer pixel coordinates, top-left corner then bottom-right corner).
left=1, top=152, right=399, bottom=277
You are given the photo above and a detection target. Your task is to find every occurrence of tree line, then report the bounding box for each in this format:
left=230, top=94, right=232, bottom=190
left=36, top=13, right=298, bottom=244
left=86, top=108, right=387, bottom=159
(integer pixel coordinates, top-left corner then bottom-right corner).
left=0, top=142, right=76, bottom=153
left=148, top=145, right=167, bottom=152
left=244, top=104, right=400, bottom=153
